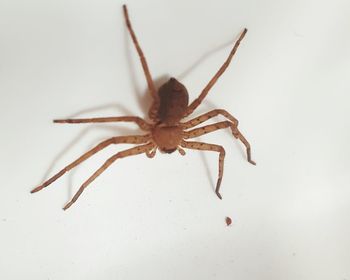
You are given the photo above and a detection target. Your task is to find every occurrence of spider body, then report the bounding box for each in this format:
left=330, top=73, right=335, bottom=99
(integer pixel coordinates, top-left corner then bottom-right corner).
left=152, top=77, right=188, bottom=154
left=156, top=77, right=189, bottom=125
left=31, top=5, right=255, bottom=210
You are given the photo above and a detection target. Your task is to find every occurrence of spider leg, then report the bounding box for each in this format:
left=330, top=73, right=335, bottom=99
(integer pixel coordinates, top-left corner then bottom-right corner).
left=31, top=134, right=151, bottom=193
left=146, top=146, right=157, bottom=158
left=182, top=109, right=239, bottom=129
left=123, top=5, right=157, bottom=99
left=54, top=116, right=151, bottom=131
left=184, top=121, right=256, bottom=165
left=181, top=140, right=225, bottom=199
left=185, top=29, right=247, bottom=117
left=63, top=142, right=154, bottom=210
left=177, top=147, right=186, bottom=156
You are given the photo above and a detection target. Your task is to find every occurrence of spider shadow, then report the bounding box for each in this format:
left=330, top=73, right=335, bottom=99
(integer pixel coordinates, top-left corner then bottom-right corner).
left=64, top=103, right=134, bottom=119
left=176, top=38, right=238, bottom=81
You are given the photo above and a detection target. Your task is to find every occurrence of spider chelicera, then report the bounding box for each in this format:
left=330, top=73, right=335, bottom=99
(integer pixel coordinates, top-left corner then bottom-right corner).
left=31, top=5, right=256, bottom=210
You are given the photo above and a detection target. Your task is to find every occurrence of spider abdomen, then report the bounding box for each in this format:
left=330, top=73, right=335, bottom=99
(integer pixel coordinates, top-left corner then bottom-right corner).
left=157, top=77, right=189, bottom=125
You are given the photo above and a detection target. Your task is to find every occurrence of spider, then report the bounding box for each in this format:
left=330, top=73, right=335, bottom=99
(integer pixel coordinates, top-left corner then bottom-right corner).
left=31, top=5, right=256, bottom=210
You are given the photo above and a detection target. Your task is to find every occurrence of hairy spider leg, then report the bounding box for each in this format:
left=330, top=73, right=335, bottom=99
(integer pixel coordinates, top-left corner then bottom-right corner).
left=146, top=146, right=157, bottom=158
left=180, top=140, right=225, bottom=199
left=54, top=116, right=152, bottom=131
left=185, top=28, right=248, bottom=117
left=123, top=5, right=157, bottom=98
left=182, top=109, right=239, bottom=129
left=184, top=121, right=255, bottom=165
left=31, top=135, right=151, bottom=193
left=63, top=142, right=155, bottom=210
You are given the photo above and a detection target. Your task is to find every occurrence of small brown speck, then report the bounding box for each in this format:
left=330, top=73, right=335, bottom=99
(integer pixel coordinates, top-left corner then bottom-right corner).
left=225, top=216, right=232, bottom=226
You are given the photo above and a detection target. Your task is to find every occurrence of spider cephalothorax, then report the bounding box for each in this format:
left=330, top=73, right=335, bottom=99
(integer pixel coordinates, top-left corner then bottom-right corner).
left=31, top=5, right=255, bottom=210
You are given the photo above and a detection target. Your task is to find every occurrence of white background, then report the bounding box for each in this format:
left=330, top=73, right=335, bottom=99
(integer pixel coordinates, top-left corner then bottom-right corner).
left=1, top=0, right=349, bottom=279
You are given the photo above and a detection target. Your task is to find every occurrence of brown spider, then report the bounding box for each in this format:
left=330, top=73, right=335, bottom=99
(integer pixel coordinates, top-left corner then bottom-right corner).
left=31, top=5, right=256, bottom=210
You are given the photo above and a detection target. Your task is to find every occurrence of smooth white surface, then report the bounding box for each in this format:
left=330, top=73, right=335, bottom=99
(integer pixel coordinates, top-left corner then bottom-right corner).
left=1, top=0, right=349, bottom=279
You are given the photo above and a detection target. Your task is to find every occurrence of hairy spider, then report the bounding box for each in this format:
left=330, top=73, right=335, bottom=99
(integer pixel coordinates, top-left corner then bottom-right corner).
left=31, top=5, right=256, bottom=210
